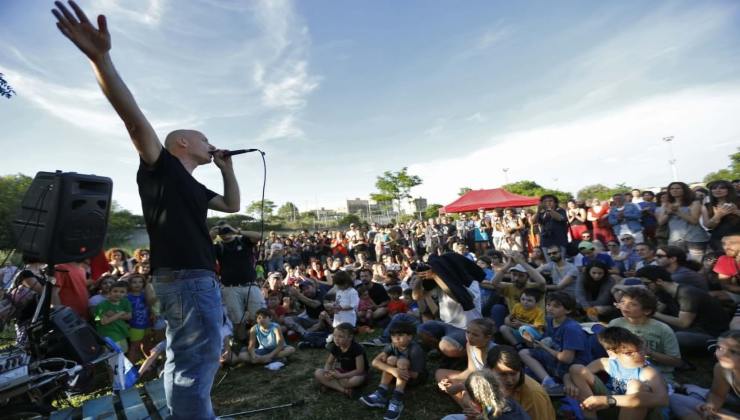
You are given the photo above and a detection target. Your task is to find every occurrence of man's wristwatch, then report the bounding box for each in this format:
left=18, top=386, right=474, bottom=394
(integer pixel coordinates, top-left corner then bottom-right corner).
left=607, top=396, right=617, bottom=407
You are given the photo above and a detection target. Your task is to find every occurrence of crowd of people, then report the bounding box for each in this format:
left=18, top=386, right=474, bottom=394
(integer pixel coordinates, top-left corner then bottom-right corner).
left=2, top=180, right=739, bottom=419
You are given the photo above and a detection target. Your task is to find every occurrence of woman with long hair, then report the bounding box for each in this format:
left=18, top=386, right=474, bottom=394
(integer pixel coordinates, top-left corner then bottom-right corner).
left=577, top=260, right=617, bottom=321
left=106, top=247, right=132, bottom=276
left=586, top=198, right=615, bottom=244
left=702, top=180, right=740, bottom=252
left=657, top=182, right=710, bottom=261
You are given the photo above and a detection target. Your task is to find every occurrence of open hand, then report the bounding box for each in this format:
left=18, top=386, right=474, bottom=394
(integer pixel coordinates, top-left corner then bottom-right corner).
left=52, top=1, right=111, bottom=61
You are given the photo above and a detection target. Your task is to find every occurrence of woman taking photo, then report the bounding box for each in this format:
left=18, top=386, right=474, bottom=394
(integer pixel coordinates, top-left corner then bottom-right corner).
left=702, top=180, right=740, bottom=252
left=656, top=182, right=710, bottom=262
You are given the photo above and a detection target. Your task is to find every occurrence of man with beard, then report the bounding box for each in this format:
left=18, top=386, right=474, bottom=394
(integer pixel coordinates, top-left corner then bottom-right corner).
left=215, top=225, right=263, bottom=342
left=538, top=245, right=578, bottom=297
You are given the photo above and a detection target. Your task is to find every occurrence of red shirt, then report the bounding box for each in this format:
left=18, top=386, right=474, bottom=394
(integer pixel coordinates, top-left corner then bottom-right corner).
left=387, top=299, right=408, bottom=315
left=54, top=263, right=90, bottom=320
left=714, top=255, right=739, bottom=278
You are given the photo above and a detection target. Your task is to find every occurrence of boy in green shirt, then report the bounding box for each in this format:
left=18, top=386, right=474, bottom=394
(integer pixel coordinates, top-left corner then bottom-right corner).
left=94, top=281, right=132, bottom=352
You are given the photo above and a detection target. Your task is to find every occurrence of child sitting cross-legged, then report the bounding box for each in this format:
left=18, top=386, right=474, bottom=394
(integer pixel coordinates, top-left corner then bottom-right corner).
left=240, top=308, right=295, bottom=364
left=313, top=323, right=368, bottom=398
left=499, top=288, right=545, bottom=349
left=360, top=321, right=427, bottom=420
left=518, top=291, right=591, bottom=396
left=564, top=326, right=668, bottom=420
left=436, top=318, right=497, bottom=408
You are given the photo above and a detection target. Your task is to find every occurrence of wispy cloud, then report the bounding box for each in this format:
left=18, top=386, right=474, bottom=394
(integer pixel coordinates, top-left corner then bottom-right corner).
left=410, top=84, right=740, bottom=205
left=255, top=114, right=304, bottom=142
left=90, top=0, right=166, bottom=27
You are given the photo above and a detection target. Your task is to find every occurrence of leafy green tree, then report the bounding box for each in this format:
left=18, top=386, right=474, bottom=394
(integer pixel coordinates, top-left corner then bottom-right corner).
left=502, top=180, right=572, bottom=205
left=0, top=73, right=15, bottom=99
left=704, top=148, right=740, bottom=183
left=0, top=174, right=33, bottom=249
left=277, top=202, right=300, bottom=221
left=424, top=204, right=444, bottom=219
left=338, top=214, right=361, bottom=227
left=458, top=187, right=472, bottom=196
left=105, top=202, right=141, bottom=246
left=576, top=183, right=630, bottom=201
left=370, top=167, right=422, bottom=213
left=245, top=199, right=276, bottom=220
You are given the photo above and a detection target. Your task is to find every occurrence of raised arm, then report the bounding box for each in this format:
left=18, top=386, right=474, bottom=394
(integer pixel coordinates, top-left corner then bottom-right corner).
left=52, top=1, right=161, bottom=164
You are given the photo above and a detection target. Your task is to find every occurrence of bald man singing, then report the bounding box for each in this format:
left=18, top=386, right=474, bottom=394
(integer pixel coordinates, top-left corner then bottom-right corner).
left=53, top=2, right=239, bottom=418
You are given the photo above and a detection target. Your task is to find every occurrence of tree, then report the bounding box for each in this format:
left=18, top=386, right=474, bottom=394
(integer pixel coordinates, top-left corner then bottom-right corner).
left=105, top=202, right=142, bottom=247
left=370, top=167, right=423, bottom=213
left=245, top=199, right=276, bottom=220
left=458, top=187, right=472, bottom=196
left=0, top=73, right=15, bottom=99
left=424, top=204, right=444, bottom=219
left=502, top=180, right=572, bottom=205
left=277, top=202, right=300, bottom=221
left=704, top=148, right=740, bottom=183
left=338, top=214, right=361, bottom=228
left=0, top=174, right=33, bottom=249
left=576, top=183, right=630, bottom=201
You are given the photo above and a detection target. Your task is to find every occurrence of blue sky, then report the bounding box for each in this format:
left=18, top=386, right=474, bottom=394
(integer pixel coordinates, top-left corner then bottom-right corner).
left=1, top=0, right=739, bottom=215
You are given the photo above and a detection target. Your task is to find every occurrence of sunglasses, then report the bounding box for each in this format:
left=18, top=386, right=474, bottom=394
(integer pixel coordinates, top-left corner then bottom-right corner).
left=547, top=252, right=559, bottom=256
left=655, top=254, right=668, bottom=258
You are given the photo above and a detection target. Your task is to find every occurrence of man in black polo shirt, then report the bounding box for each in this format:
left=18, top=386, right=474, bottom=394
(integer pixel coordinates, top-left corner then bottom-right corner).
left=215, top=225, right=263, bottom=342
left=54, top=4, right=241, bottom=419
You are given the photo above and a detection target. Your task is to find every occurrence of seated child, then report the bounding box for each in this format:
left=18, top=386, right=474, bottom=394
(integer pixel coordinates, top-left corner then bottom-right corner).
left=360, top=321, right=427, bottom=420
left=94, top=281, right=132, bottom=353
left=332, top=271, right=359, bottom=327
left=313, top=323, right=368, bottom=398
left=607, top=287, right=682, bottom=383
left=436, top=318, right=497, bottom=408
left=500, top=288, right=545, bottom=348
left=357, top=285, right=375, bottom=326
left=441, top=370, right=531, bottom=420
left=669, top=330, right=740, bottom=419
left=402, top=288, right=419, bottom=318
left=564, top=326, right=668, bottom=420
left=267, top=291, right=287, bottom=324
left=241, top=308, right=295, bottom=364
left=518, top=291, right=591, bottom=395
left=387, top=285, right=408, bottom=316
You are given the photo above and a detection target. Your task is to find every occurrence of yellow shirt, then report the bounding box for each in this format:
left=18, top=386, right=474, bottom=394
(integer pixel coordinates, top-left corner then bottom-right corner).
left=510, top=303, right=545, bottom=331
left=500, top=282, right=545, bottom=311
left=512, top=375, right=556, bottom=420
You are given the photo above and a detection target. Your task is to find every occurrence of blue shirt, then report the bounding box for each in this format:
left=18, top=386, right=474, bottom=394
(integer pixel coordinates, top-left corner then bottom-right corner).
left=581, top=252, right=614, bottom=268
left=127, top=293, right=150, bottom=329
left=545, top=317, right=591, bottom=366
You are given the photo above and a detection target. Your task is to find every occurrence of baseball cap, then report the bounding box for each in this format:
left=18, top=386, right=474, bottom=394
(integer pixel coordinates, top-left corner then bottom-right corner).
left=508, top=264, right=528, bottom=273
left=578, top=241, right=595, bottom=251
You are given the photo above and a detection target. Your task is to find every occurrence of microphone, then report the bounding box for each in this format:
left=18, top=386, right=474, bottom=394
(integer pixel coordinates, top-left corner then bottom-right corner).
left=211, top=149, right=263, bottom=157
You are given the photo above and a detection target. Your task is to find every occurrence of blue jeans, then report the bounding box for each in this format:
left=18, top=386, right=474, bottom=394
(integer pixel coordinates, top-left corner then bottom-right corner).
left=153, top=270, right=222, bottom=420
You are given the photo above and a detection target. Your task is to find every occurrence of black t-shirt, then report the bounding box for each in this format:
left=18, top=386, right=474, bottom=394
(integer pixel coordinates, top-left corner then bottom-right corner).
left=137, top=148, right=217, bottom=271
left=675, top=285, right=730, bottom=335
left=536, top=208, right=569, bottom=247
left=304, top=289, right=325, bottom=319
left=368, top=282, right=389, bottom=306
left=215, top=236, right=256, bottom=286
left=328, top=341, right=368, bottom=372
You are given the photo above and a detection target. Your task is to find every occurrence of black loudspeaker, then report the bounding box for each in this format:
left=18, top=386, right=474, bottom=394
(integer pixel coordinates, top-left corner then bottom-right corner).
left=11, top=171, right=112, bottom=263
left=29, top=306, right=105, bottom=364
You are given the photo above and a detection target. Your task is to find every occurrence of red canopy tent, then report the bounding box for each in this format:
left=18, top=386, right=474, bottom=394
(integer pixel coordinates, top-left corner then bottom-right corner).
left=442, top=188, right=540, bottom=213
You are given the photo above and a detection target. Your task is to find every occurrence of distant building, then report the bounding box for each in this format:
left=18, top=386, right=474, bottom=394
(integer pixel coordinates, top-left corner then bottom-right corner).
left=401, top=197, right=428, bottom=215
left=346, top=198, right=370, bottom=216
